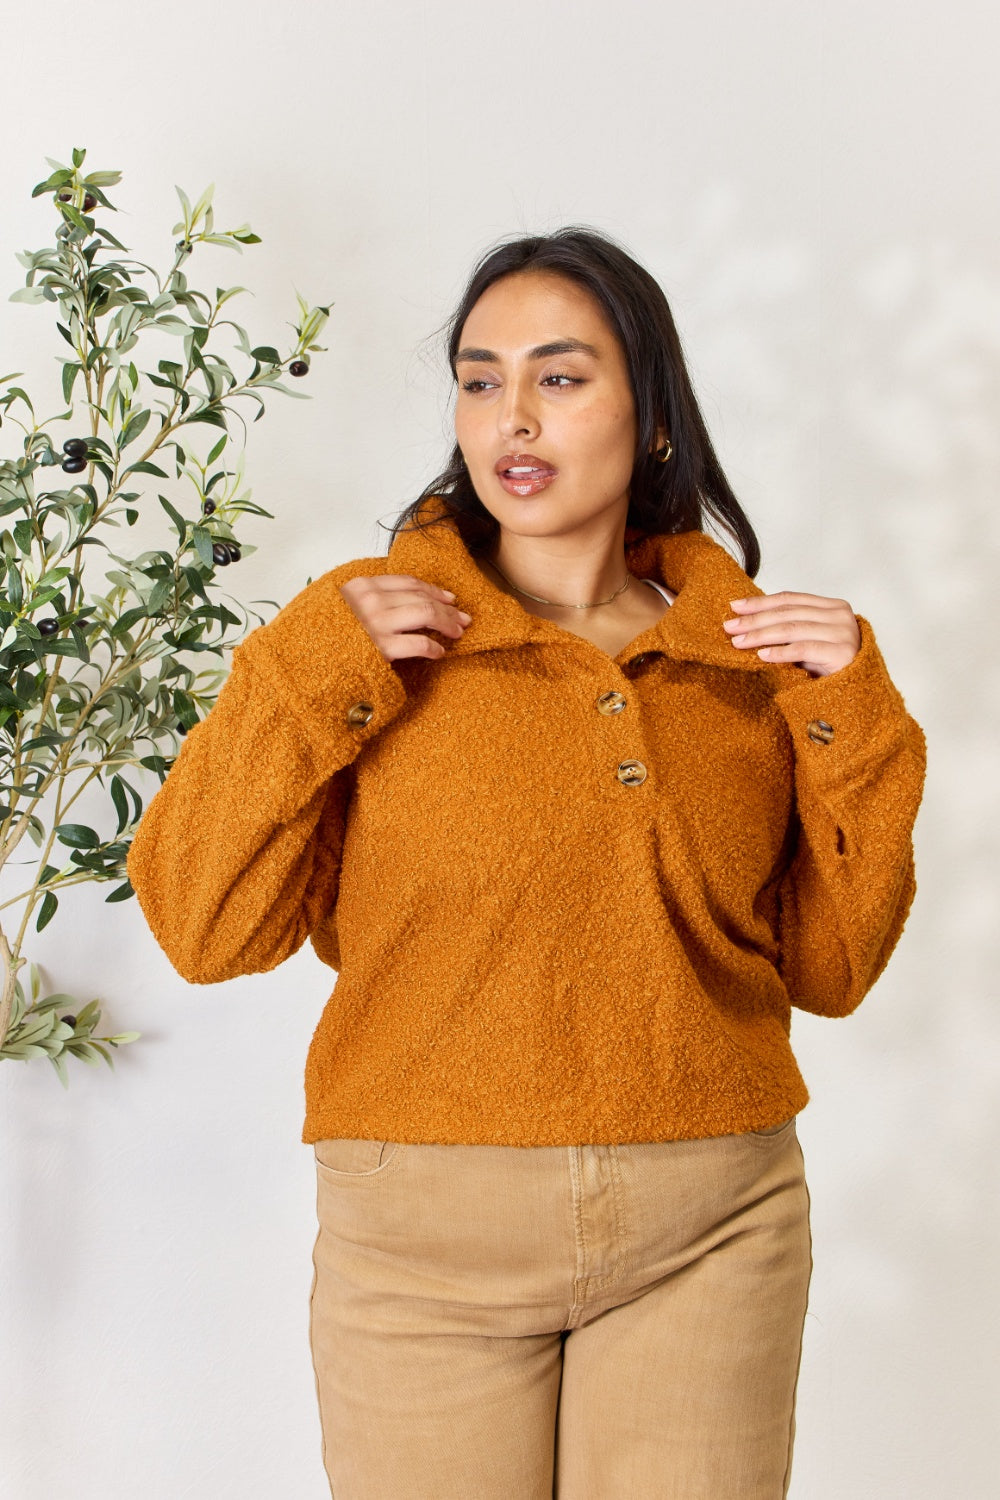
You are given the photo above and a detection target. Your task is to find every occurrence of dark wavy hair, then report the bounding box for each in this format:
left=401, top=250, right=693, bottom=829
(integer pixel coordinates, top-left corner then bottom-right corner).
left=383, top=225, right=761, bottom=577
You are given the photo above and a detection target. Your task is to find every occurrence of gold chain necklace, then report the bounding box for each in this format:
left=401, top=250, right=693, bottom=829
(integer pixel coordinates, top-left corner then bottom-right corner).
left=485, top=557, right=633, bottom=610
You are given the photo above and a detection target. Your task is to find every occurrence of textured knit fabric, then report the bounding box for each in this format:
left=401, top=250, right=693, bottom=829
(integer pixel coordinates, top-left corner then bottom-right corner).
left=126, top=494, right=927, bottom=1147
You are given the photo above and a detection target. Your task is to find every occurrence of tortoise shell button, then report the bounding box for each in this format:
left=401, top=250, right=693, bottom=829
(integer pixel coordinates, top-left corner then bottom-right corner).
left=346, top=700, right=375, bottom=726
left=806, top=718, right=834, bottom=745
left=617, top=759, right=647, bottom=786
left=596, top=690, right=627, bottom=715
left=629, top=653, right=650, bottom=669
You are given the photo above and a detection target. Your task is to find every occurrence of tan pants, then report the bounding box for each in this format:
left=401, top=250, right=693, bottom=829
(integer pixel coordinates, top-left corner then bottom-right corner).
left=308, top=1120, right=812, bottom=1498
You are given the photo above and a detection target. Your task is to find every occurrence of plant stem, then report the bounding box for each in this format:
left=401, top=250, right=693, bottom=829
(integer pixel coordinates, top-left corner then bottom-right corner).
left=0, top=924, right=27, bottom=1049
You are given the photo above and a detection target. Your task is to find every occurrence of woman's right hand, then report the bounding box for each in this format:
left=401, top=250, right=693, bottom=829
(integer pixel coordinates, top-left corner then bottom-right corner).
left=338, top=575, right=472, bottom=662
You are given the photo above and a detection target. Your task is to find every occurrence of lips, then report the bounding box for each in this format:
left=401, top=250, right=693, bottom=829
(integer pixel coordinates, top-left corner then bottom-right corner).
left=494, top=452, right=557, bottom=477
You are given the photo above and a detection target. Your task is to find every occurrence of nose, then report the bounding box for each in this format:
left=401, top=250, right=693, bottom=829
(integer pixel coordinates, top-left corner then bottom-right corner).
left=497, top=373, right=540, bottom=442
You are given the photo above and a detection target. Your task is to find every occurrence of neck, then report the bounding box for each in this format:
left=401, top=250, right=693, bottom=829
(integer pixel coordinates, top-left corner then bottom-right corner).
left=484, top=519, right=634, bottom=611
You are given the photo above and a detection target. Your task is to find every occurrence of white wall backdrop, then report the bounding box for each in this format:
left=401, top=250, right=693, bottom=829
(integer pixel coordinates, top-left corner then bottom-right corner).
left=2, top=1, right=997, bottom=1495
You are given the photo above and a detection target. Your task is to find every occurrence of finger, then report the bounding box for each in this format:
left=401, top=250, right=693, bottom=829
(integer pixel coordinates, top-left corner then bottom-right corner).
left=754, top=640, right=845, bottom=670
left=723, top=604, right=845, bottom=634
left=380, top=595, right=470, bottom=638
left=369, top=574, right=458, bottom=601
left=728, top=592, right=850, bottom=613
left=385, top=632, right=449, bottom=661
left=726, top=620, right=852, bottom=649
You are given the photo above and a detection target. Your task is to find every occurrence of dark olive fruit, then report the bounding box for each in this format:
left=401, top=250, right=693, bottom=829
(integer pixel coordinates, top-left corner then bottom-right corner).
left=178, top=723, right=188, bottom=736
left=63, top=437, right=88, bottom=458
left=61, top=457, right=88, bottom=473
left=226, top=544, right=241, bottom=562
left=76, top=619, right=92, bottom=631
left=202, top=499, right=216, bottom=515
left=57, top=191, right=73, bottom=203
left=38, top=619, right=59, bottom=636
left=211, top=543, right=232, bottom=566
left=175, top=239, right=193, bottom=253
left=289, top=359, right=309, bottom=377
left=62, top=1015, right=77, bottom=1029
left=82, top=194, right=96, bottom=213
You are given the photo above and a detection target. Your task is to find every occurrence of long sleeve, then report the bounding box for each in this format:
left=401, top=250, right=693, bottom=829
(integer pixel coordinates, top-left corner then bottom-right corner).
left=770, top=616, right=927, bottom=1018
left=125, top=560, right=406, bottom=984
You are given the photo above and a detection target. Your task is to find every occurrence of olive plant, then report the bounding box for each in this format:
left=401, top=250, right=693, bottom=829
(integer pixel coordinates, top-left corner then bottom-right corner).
left=0, top=148, right=330, bottom=1084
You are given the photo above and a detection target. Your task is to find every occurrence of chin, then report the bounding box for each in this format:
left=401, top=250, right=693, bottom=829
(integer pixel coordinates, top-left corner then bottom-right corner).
left=485, top=487, right=623, bottom=543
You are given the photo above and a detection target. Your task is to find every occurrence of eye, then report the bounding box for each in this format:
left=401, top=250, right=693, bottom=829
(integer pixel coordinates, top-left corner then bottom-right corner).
left=541, top=371, right=585, bottom=387
left=459, top=377, right=497, bottom=393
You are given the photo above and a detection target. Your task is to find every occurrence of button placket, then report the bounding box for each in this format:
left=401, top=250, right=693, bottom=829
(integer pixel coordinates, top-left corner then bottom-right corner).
left=593, top=675, right=648, bottom=789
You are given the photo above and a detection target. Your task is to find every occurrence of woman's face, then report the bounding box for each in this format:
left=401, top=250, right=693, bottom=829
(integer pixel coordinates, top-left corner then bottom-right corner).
left=454, top=270, right=642, bottom=541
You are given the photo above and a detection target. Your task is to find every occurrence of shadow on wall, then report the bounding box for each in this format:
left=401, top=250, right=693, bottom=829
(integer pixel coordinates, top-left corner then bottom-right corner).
left=645, top=184, right=1000, bottom=1485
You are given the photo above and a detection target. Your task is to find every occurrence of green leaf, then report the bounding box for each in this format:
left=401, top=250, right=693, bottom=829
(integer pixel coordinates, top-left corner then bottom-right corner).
left=110, top=773, right=129, bottom=834
left=72, top=146, right=86, bottom=168
left=206, top=433, right=228, bottom=465
left=67, top=1041, right=103, bottom=1066
left=54, top=822, right=101, bottom=849
left=157, top=492, right=188, bottom=538
left=49, top=1052, right=70, bottom=1088
left=7, top=557, right=24, bottom=610
left=61, top=360, right=82, bottom=404
left=216, top=285, right=248, bottom=308
left=119, top=408, right=151, bottom=448
left=36, top=890, right=58, bottom=932
left=191, top=525, right=216, bottom=569
left=138, top=754, right=172, bottom=778
left=123, top=460, right=168, bottom=478
left=147, top=576, right=173, bottom=613
left=185, top=406, right=227, bottom=430
left=95, top=224, right=129, bottom=252
left=31, top=167, right=74, bottom=197
left=250, top=345, right=280, bottom=364
left=105, top=880, right=134, bottom=903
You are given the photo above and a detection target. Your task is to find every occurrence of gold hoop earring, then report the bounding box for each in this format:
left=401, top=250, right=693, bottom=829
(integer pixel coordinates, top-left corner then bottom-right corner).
left=655, top=439, right=673, bottom=463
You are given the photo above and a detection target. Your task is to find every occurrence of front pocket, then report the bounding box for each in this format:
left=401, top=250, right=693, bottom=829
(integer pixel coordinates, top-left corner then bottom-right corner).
left=314, top=1138, right=403, bottom=1177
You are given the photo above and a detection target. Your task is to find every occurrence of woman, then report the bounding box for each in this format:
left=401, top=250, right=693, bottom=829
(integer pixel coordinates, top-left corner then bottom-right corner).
left=126, top=227, right=926, bottom=1499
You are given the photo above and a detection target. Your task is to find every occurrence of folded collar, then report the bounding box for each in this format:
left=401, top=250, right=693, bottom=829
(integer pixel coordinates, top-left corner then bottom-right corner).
left=386, top=495, right=805, bottom=679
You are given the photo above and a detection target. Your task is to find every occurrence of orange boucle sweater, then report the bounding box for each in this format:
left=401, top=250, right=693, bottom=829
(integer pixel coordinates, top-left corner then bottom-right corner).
left=126, top=495, right=927, bottom=1147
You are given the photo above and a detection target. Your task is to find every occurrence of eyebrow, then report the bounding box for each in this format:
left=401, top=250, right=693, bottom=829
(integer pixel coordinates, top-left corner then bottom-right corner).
left=454, top=338, right=602, bottom=364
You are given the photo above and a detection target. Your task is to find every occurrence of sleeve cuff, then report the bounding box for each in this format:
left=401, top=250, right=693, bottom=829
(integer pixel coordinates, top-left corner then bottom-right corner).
left=234, top=559, right=408, bottom=753
left=771, top=615, right=912, bottom=776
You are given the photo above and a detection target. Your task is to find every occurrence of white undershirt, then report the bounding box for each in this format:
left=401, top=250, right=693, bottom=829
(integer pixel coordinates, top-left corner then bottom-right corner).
left=639, top=577, right=674, bottom=605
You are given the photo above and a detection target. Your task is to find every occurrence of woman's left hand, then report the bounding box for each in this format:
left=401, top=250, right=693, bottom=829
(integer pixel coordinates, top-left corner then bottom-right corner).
left=722, top=592, right=862, bottom=678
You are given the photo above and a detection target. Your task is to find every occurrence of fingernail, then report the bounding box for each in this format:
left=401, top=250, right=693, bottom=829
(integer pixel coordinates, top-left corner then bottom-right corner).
left=730, top=598, right=747, bottom=608
left=442, top=589, right=456, bottom=599
left=458, top=610, right=472, bottom=622
left=733, top=633, right=748, bottom=644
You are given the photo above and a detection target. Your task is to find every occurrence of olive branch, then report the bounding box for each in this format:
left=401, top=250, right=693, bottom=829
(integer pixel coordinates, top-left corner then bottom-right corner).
left=0, top=148, right=330, bottom=1084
